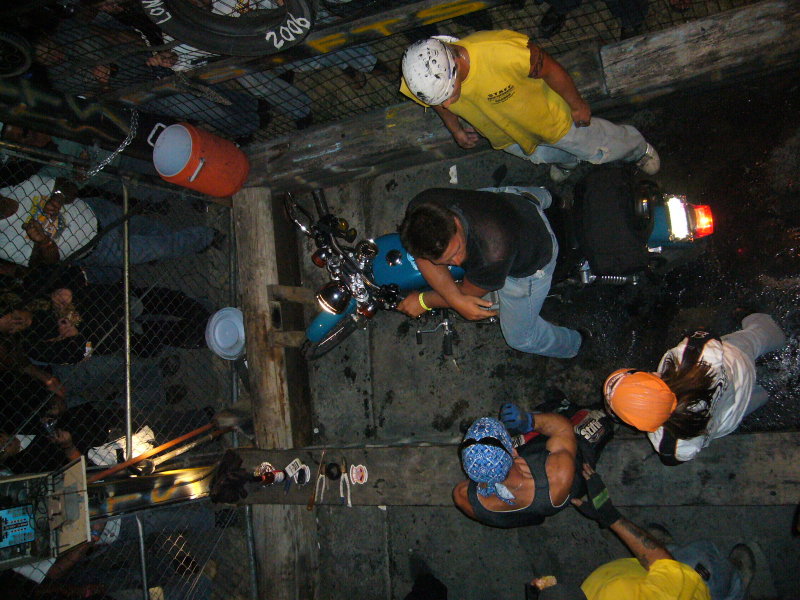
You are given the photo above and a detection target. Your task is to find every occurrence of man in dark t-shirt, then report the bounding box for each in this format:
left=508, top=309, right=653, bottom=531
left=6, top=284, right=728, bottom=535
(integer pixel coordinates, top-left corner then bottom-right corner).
left=397, top=186, right=581, bottom=358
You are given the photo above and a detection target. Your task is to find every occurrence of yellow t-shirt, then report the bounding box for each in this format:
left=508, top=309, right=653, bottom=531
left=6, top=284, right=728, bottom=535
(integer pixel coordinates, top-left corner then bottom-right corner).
left=399, top=30, right=573, bottom=153
left=581, top=558, right=711, bottom=600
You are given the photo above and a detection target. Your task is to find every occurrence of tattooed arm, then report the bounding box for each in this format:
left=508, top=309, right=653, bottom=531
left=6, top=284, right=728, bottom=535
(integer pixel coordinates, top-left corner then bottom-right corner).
left=610, top=517, right=673, bottom=569
left=527, top=41, right=591, bottom=126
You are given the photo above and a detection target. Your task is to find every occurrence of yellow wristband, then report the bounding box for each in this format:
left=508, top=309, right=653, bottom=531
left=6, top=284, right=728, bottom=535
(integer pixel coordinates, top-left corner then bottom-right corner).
left=418, top=292, right=432, bottom=311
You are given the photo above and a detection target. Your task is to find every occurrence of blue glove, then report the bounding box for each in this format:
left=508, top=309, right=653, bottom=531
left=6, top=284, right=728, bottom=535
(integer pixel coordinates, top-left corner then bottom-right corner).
left=499, top=403, right=534, bottom=435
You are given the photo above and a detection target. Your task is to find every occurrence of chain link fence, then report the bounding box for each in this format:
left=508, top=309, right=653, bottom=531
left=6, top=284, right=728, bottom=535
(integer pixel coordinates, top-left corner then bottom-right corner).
left=0, top=131, right=253, bottom=599
left=18, top=0, right=760, bottom=142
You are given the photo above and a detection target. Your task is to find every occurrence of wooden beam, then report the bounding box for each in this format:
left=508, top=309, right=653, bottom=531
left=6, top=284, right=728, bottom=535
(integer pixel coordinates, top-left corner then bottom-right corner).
left=232, top=432, right=800, bottom=507
left=246, top=0, right=800, bottom=193
left=232, top=186, right=317, bottom=600
left=267, top=284, right=317, bottom=305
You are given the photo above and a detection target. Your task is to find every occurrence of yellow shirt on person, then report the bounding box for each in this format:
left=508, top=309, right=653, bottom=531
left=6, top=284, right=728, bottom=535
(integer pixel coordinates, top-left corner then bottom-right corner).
left=581, top=558, right=711, bottom=600
left=399, top=30, right=573, bottom=154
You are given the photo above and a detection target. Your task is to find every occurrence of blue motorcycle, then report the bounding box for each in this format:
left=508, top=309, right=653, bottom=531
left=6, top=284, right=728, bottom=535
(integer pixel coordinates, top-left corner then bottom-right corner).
left=286, top=169, right=713, bottom=360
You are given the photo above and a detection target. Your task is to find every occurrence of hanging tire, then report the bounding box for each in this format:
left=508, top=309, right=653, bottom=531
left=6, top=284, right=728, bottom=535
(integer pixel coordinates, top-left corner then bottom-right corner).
left=0, top=31, right=32, bottom=78
left=139, top=0, right=314, bottom=57
left=301, top=314, right=365, bottom=360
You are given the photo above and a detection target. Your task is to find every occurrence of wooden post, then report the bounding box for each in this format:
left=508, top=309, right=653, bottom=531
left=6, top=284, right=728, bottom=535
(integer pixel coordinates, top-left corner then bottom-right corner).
left=233, top=186, right=317, bottom=600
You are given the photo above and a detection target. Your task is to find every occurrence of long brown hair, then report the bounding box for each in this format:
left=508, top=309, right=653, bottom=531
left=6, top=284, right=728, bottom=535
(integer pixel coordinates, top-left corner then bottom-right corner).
left=660, top=359, right=716, bottom=439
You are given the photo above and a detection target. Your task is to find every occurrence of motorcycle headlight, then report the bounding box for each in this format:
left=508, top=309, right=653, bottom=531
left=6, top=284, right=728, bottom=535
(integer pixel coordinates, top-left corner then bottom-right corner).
left=316, top=282, right=352, bottom=314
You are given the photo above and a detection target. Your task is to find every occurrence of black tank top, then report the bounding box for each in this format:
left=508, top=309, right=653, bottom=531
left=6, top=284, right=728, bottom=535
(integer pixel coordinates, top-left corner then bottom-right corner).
left=466, top=438, right=583, bottom=528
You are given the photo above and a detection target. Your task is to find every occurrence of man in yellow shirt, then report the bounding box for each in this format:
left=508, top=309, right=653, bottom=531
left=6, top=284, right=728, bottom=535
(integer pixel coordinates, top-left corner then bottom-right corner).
left=533, top=464, right=754, bottom=600
left=399, top=31, right=660, bottom=182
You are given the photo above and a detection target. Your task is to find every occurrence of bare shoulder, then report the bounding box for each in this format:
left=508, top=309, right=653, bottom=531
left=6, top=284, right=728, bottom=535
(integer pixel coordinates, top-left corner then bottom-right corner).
left=544, top=450, right=576, bottom=505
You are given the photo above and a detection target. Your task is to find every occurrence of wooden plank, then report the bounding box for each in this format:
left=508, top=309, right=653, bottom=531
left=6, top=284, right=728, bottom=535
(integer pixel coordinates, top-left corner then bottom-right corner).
left=267, top=284, right=317, bottom=305
left=602, top=0, right=800, bottom=97
left=233, top=432, right=800, bottom=507
left=246, top=0, right=800, bottom=193
left=232, top=186, right=316, bottom=600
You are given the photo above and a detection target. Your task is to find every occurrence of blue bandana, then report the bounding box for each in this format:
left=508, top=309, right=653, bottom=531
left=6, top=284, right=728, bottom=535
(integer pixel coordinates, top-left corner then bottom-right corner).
left=461, top=417, right=515, bottom=502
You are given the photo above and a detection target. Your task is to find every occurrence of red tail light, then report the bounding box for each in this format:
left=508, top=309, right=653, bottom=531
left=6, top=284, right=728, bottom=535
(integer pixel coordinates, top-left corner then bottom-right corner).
left=692, top=205, right=714, bottom=238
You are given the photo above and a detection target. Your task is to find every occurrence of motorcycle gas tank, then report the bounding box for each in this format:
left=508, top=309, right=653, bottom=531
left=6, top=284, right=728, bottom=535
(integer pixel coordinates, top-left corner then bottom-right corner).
left=307, top=298, right=357, bottom=343
left=371, top=233, right=465, bottom=291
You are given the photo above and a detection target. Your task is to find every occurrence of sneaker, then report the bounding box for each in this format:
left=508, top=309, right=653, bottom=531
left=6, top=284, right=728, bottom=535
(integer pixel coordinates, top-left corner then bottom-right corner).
left=549, top=164, right=574, bottom=182
left=728, top=544, right=756, bottom=595
left=538, top=6, right=567, bottom=39
left=636, top=143, right=661, bottom=175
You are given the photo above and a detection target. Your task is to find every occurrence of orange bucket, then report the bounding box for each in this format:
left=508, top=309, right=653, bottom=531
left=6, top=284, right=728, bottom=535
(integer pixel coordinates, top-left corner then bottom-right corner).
left=149, top=122, right=250, bottom=198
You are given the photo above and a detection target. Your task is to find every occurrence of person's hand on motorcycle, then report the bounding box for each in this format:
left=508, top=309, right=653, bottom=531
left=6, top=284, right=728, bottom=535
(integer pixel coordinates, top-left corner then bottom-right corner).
left=500, top=402, right=534, bottom=434
left=452, top=126, right=480, bottom=149
left=396, top=292, right=428, bottom=318
left=571, top=99, right=592, bottom=127
left=452, top=294, right=497, bottom=320
left=571, top=463, right=622, bottom=528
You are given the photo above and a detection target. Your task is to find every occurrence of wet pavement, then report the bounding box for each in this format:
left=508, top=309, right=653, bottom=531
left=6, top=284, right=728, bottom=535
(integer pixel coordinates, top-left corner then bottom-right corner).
left=295, top=68, right=800, bottom=599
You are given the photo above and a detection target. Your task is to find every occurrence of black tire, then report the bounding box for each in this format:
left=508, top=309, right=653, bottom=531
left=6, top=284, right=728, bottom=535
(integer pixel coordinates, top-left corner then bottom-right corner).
left=301, top=314, right=364, bottom=360
left=0, top=31, right=32, bottom=78
left=139, top=0, right=314, bottom=57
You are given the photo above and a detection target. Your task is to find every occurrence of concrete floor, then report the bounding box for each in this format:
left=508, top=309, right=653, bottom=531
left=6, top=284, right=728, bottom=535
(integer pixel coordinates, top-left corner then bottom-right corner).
left=296, top=71, right=800, bottom=599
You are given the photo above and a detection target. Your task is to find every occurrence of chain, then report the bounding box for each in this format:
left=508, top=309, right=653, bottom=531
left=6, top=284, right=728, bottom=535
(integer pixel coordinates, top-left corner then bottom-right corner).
left=84, top=108, right=139, bottom=179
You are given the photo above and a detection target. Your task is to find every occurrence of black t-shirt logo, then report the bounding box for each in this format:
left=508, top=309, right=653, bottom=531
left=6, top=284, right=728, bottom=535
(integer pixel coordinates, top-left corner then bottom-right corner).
left=487, top=85, right=515, bottom=104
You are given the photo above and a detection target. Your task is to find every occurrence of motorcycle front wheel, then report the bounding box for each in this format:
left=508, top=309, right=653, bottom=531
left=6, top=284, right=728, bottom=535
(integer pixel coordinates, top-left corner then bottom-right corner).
left=301, top=313, right=366, bottom=360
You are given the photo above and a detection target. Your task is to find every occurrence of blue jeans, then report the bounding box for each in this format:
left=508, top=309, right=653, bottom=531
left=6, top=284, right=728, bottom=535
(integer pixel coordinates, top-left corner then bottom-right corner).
left=722, top=313, right=787, bottom=416
left=480, top=186, right=581, bottom=358
left=670, top=541, right=744, bottom=600
left=143, top=88, right=259, bottom=139
left=505, top=118, right=647, bottom=169
left=238, top=71, right=312, bottom=120
left=78, top=198, right=214, bottom=271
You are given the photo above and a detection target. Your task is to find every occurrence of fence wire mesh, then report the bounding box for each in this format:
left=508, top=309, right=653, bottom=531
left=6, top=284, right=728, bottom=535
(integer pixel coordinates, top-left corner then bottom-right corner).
left=17, top=0, right=761, bottom=142
left=0, top=136, right=249, bottom=599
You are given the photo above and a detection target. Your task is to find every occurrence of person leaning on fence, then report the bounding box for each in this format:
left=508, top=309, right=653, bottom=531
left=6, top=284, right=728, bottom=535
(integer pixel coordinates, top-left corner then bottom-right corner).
left=0, top=174, right=217, bottom=275
left=399, top=31, right=660, bottom=182
left=19, top=282, right=211, bottom=364
left=603, top=313, right=787, bottom=465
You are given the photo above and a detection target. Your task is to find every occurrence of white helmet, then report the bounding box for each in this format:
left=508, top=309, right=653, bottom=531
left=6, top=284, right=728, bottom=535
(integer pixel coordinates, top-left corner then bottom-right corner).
left=401, top=36, right=460, bottom=106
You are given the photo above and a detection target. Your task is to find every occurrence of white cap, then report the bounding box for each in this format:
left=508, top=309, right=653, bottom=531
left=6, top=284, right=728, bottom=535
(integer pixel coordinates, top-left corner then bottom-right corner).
left=401, top=36, right=460, bottom=106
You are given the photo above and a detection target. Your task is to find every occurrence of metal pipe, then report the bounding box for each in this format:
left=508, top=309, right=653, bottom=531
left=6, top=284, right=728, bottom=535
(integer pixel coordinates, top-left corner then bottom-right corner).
left=87, top=423, right=219, bottom=483
left=244, top=505, right=259, bottom=600
left=135, top=515, right=149, bottom=600
left=0, top=140, right=197, bottom=198
left=229, top=208, right=240, bottom=448
left=123, top=184, right=132, bottom=460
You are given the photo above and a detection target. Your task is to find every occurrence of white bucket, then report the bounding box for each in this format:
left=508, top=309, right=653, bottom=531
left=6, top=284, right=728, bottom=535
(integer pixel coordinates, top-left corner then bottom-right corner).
left=205, top=308, right=245, bottom=360
left=151, top=124, right=193, bottom=177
